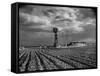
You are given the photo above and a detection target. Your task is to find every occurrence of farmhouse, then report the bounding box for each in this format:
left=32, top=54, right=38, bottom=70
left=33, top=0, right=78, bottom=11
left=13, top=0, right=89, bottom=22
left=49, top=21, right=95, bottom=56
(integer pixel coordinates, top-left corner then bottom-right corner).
left=67, top=41, right=87, bottom=47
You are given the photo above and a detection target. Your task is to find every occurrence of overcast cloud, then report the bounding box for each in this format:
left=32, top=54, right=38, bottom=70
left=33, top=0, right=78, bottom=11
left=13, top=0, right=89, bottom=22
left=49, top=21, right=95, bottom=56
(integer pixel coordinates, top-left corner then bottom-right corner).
left=19, top=5, right=96, bottom=46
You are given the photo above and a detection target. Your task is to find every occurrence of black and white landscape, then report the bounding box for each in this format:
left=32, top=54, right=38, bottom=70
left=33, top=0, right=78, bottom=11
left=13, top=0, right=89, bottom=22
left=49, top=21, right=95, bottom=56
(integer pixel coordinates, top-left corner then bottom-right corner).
left=19, top=4, right=97, bottom=72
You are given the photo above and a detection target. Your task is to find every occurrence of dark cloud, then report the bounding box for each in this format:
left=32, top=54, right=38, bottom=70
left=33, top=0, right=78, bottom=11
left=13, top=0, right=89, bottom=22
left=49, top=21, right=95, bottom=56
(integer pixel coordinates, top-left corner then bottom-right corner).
left=79, top=8, right=96, bottom=19
left=19, top=5, right=96, bottom=46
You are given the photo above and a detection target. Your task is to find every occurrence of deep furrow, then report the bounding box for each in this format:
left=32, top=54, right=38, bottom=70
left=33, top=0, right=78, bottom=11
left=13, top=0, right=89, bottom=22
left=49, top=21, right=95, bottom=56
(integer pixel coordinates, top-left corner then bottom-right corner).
left=40, top=55, right=59, bottom=70
left=71, top=55, right=96, bottom=63
left=19, top=51, right=26, bottom=59
left=42, top=51, right=89, bottom=68
left=19, top=47, right=96, bottom=72
left=25, top=51, right=32, bottom=72
left=39, top=51, right=74, bottom=69
left=34, top=53, right=40, bottom=70
left=35, top=51, right=47, bottom=70
left=59, top=56, right=89, bottom=68
left=19, top=49, right=24, bottom=55
left=19, top=50, right=31, bottom=72
left=37, top=51, right=60, bottom=70
left=19, top=52, right=28, bottom=67
left=34, top=51, right=45, bottom=70
left=66, top=56, right=96, bottom=67
left=26, top=51, right=38, bottom=71
left=38, top=52, right=65, bottom=69
left=19, top=51, right=27, bottom=61
left=19, top=49, right=30, bottom=62
left=72, top=53, right=96, bottom=63
left=19, top=52, right=31, bottom=72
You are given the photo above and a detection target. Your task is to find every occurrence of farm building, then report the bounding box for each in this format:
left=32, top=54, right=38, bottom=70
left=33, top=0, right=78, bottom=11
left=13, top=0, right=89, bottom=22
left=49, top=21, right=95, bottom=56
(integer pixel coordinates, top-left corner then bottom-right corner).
left=67, top=41, right=87, bottom=47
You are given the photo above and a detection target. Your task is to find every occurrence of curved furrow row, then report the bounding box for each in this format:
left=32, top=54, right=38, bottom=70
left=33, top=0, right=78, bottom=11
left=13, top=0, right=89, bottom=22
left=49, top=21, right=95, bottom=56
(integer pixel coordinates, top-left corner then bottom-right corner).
left=19, top=52, right=28, bottom=67
left=19, top=49, right=31, bottom=72
left=19, top=49, right=24, bottom=55
left=59, top=56, right=89, bottom=68
left=19, top=49, right=30, bottom=59
left=19, top=51, right=26, bottom=59
left=39, top=50, right=75, bottom=69
left=78, top=56, right=96, bottom=63
left=36, top=51, right=62, bottom=70
left=19, top=48, right=96, bottom=72
left=35, top=50, right=59, bottom=70
left=19, top=54, right=29, bottom=71
left=72, top=53, right=96, bottom=63
left=75, top=53, right=96, bottom=62
left=27, top=51, right=38, bottom=71
left=24, top=51, right=32, bottom=72
left=65, top=55, right=96, bottom=67
left=41, top=50, right=90, bottom=68
left=34, top=51, right=45, bottom=70
left=38, top=53, right=59, bottom=70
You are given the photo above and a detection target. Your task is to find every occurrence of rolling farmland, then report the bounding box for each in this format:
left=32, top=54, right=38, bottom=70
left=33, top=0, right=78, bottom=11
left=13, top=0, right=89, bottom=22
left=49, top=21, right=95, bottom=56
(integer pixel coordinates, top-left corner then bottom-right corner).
left=19, top=45, right=96, bottom=72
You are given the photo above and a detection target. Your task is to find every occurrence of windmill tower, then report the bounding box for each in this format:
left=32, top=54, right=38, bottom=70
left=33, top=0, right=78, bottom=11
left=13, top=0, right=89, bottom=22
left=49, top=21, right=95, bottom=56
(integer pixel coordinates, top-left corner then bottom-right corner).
left=53, top=27, right=58, bottom=47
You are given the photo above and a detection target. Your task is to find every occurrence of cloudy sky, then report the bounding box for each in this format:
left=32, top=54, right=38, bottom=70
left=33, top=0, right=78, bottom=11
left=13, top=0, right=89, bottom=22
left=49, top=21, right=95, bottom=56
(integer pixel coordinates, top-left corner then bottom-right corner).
left=19, top=5, right=96, bottom=46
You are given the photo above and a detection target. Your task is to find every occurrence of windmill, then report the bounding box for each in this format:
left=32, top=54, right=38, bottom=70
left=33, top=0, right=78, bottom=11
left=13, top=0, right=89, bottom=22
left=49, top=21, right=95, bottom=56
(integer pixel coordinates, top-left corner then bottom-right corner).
left=53, top=27, right=58, bottom=47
